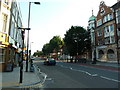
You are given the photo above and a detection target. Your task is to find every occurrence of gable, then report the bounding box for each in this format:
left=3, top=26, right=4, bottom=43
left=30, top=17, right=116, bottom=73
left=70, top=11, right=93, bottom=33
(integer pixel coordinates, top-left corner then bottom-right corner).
left=96, top=2, right=113, bottom=21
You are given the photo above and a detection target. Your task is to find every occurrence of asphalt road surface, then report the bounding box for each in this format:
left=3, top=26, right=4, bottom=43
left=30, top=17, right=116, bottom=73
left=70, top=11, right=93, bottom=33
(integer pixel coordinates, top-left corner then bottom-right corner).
left=34, top=60, right=119, bottom=88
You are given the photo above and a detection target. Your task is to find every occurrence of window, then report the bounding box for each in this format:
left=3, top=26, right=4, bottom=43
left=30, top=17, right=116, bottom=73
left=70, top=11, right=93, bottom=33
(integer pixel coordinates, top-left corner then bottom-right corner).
left=116, top=10, right=120, bottom=16
left=98, top=50, right=104, bottom=58
left=116, top=10, right=120, bottom=24
left=97, top=30, right=102, bottom=36
left=100, top=8, right=105, bottom=16
left=109, top=13, right=113, bottom=20
left=105, top=37, right=110, bottom=44
left=104, top=26, right=109, bottom=37
left=109, top=24, right=114, bottom=32
left=10, top=17, right=15, bottom=38
left=109, top=24, right=114, bottom=36
left=103, top=13, right=113, bottom=23
left=97, top=19, right=102, bottom=26
left=103, top=16, right=107, bottom=23
left=110, top=36, right=115, bottom=43
left=4, top=0, right=9, bottom=5
left=98, top=38, right=104, bottom=45
left=104, top=25, right=114, bottom=37
left=117, top=28, right=120, bottom=36
left=2, top=13, right=8, bottom=32
left=107, top=49, right=115, bottom=59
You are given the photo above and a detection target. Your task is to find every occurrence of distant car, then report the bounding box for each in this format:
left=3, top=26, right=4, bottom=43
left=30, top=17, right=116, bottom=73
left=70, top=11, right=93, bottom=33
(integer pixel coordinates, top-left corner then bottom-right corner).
left=44, top=58, right=56, bottom=65
left=31, top=57, right=35, bottom=60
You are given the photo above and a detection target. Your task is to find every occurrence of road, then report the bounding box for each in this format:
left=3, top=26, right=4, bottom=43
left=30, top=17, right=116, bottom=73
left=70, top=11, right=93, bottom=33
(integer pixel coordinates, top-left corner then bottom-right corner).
left=34, top=60, right=119, bottom=88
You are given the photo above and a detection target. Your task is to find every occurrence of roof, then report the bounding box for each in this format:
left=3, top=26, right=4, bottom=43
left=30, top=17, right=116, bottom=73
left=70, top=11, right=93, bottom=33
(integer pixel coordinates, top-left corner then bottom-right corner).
left=89, top=15, right=96, bottom=21
left=111, top=1, right=120, bottom=9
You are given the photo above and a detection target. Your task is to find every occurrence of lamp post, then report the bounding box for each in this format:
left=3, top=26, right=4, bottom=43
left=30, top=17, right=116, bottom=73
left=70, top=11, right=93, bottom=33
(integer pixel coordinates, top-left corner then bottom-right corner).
left=18, top=27, right=30, bottom=83
left=26, top=2, right=40, bottom=72
left=73, top=33, right=80, bottom=63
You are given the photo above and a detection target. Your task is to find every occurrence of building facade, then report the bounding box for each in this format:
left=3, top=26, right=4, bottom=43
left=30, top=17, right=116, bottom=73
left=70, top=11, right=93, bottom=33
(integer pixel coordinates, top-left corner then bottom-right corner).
left=112, top=1, right=120, bottom=63
left=0, top=0, right=23, bottom=72
left=0, top=0, right=12, bottom=72
left=88, top=10, right=96, bottom=61
left=95, top=1, right=118, bottom=62
left=9, top=1, right=23, bottom=67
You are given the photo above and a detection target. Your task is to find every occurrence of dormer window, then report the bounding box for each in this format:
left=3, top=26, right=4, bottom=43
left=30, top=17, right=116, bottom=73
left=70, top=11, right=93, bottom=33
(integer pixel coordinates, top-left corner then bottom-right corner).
left=100, top=8, right=105, bottom=16
left=4, top=0, right=9, bottom=5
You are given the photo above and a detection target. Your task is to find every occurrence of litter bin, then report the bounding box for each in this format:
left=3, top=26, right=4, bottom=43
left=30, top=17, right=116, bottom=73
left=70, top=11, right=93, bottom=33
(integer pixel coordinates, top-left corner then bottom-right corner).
left=30, top=63, right=34, bottom=72
left=5, top=63, right=14, bottom=72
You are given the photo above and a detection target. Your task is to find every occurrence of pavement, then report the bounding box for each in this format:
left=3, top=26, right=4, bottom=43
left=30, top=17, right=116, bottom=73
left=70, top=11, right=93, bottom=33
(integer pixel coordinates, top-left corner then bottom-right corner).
left=0, top=60, right=120, bottom=89
left=0, top=61, right=45, bottom=89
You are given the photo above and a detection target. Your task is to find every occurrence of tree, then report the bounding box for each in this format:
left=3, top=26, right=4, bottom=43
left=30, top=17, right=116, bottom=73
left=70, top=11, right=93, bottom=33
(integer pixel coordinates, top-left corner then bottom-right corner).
left=42, top=43, right=51, bottom=55
left=64, top=26, right=91, bottom=57
left=33, top=50, right=43, bottom=57
left=42, top=35, right=64, bottom=56
left=49, top=36, right=64, bottom=52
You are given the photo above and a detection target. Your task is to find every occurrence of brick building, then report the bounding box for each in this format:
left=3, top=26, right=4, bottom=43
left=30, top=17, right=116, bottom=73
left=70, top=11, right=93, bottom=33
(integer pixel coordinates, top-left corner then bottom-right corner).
left=95, top=1, right=119, bottom=62
left=112, top=1, right=120, bottom=63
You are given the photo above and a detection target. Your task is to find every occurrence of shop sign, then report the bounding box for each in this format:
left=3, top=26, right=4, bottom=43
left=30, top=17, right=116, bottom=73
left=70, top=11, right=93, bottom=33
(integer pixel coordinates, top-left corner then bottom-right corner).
left=96, top=46, right=107, bottom=49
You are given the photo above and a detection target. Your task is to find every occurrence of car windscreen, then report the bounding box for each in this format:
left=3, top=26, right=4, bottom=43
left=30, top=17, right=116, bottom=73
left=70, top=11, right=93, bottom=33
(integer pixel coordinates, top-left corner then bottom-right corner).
left=48, top=59, right=55, bottom=61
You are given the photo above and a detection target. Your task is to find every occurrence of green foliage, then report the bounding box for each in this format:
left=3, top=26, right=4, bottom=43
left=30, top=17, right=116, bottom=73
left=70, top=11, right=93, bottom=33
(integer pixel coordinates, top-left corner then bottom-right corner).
left=42, top=35, right=64, bottom=55
left=42, top=43, right=51, bottom=55
left=33, top=50, right=43, bottom=57
left=64, top=26, right=91, bottom=56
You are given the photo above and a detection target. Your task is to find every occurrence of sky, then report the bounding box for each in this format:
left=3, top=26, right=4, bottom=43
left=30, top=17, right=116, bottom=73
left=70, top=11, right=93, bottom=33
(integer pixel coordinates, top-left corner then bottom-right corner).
left=19, top=0, right=117, bottom=54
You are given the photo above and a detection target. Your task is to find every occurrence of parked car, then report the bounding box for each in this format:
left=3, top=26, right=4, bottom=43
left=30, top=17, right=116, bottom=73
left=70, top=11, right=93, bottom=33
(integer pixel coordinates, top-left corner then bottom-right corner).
left=44, top=58, right=56, bottom=65
left=78, top=58, right=87, bottom=63
left=31, top=57, right=36, bottom=60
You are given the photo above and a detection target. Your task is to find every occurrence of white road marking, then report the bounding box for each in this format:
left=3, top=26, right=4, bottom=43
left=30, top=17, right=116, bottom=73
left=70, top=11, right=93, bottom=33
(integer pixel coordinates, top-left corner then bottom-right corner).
left=59, top=64, right=120, bottom=83
left=100, top=76, right=120, bottom=83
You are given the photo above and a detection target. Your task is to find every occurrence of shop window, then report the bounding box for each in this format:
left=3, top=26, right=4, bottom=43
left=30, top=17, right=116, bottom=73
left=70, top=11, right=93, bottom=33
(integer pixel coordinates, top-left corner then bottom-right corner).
left=107, top=49, right=115, bottom=59
left=0, top=48, right=5, bottom=63
left=98, top=50, right=104, bottom=59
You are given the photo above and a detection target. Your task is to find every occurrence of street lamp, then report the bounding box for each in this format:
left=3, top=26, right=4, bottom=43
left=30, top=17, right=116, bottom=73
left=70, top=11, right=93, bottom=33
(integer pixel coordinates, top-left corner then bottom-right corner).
left=26, top=2, right=40, bottom=72
left=18, top=27, right=30, bottom=83
left=74, top=39, right=78, bottom=56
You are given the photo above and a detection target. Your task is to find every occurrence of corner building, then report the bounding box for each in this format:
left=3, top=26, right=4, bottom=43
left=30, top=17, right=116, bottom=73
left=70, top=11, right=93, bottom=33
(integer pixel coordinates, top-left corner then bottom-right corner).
left=95, top=1, right=117, bottom=62
left=0, top=0, right=12, bottom=71
left=0, top=0, right=23, bottom=71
